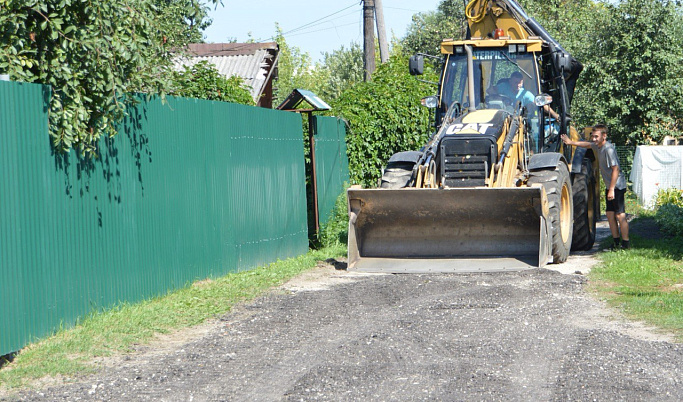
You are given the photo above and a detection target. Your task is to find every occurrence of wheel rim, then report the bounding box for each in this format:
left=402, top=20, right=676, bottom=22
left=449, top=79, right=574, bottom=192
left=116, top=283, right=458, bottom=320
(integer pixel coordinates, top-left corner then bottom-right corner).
left=560, top=181, right=572, bottom=243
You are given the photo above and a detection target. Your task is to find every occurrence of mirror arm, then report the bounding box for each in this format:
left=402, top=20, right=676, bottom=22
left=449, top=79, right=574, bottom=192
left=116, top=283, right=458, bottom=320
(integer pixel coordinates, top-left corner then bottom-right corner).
left=415, top=52, right=442, bottom=60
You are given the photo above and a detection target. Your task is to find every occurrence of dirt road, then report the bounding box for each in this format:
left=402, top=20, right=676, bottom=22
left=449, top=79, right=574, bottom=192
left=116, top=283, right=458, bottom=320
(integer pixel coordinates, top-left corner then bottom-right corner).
left=8, top=222, right=683, bottom=401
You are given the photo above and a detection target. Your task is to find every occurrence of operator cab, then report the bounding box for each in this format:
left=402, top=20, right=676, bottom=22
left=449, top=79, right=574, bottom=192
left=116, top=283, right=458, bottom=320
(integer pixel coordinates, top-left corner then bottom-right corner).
left=436, top=39, right=564, bottom=154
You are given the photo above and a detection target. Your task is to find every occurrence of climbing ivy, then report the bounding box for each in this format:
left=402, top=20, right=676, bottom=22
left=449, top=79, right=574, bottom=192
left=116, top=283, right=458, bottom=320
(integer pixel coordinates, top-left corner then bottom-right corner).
left=332, top=54, right=437, bottom=187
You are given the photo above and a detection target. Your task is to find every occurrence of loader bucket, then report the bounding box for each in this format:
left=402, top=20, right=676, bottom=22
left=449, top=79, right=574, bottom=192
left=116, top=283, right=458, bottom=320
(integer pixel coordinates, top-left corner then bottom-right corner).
left=347, top=187, right=551, bottom=273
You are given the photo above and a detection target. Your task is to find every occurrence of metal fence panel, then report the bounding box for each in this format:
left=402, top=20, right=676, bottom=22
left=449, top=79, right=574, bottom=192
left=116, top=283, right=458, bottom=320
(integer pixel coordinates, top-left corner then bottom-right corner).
left=0, top=82, right=52, bottom=356
left=314, top=116, right=349, bottom=226
left=0, top=82, right=308, bottom=356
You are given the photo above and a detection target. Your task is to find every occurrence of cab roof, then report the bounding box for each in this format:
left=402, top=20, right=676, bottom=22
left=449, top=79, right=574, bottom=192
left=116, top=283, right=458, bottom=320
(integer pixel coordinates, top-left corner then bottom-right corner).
left=440, top=38, right=544, bottom=54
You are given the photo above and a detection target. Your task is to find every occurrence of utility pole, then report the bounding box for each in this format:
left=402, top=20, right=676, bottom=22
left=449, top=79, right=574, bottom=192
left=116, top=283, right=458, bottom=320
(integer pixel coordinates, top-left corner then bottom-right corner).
left=374, top=0, right=389, bottom=63
left=363, top=0, right=376, bottom=81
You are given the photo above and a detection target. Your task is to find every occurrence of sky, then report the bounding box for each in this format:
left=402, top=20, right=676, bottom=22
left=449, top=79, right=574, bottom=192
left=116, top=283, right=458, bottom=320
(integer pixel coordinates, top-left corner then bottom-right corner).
left=203, top=1, right=443, bottom=62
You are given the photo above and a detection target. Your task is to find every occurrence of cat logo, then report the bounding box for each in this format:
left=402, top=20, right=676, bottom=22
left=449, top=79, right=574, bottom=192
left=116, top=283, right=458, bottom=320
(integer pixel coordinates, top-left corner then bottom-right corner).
left=445, top=123, right=494, bottom=135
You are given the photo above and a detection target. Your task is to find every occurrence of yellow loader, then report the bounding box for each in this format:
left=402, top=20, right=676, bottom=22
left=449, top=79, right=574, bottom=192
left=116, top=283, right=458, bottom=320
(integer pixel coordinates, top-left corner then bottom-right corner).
left=347, top=0, right=600, bottom=273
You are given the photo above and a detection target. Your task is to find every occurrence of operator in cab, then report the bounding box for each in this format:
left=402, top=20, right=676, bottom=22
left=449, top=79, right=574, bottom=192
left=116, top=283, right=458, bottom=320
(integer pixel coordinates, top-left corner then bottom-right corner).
left=509, top=72, right=534, bottom=108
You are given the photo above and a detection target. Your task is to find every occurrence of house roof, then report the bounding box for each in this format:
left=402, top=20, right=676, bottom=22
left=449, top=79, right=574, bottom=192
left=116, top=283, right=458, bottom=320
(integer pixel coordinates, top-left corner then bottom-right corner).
left=174, top=42, right=279, bottom=103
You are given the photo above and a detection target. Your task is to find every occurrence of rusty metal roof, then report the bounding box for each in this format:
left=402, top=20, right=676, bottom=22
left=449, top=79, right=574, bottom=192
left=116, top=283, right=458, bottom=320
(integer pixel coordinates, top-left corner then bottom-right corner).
left=174, top=42, right=279, bottom=103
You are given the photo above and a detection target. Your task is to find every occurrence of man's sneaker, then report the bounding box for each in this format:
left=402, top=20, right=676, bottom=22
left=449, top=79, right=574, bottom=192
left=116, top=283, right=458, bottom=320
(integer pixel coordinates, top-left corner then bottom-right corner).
left=621, top=241, right=631, bottom=250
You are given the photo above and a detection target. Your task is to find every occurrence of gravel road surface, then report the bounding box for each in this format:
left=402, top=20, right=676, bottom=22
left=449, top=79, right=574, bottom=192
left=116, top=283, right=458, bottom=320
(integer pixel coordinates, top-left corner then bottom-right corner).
left=5, top=222, right=683, bottom=401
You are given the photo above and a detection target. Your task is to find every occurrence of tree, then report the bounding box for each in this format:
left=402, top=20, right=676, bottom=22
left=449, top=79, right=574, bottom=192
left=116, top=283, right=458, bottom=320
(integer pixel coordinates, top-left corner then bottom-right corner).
left=0, top=0, right=217, bottom=154
left=153, top=0, right=216, bottom=44
left=273, top=24, right=317, bottom=105
left=575, top=0, right=683, bottom=145
left=316, top=42, right=364, bottom=101
left=402, top=0, right=466, bottom=56
left=169, top=61, right=253, bottom=105
left=513, top=1, right=607, bottom=130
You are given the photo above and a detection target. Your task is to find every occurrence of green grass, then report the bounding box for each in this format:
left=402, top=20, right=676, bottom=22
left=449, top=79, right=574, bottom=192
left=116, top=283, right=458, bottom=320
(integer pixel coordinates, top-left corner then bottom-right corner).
left=590, top=188, right=683, bottom=340
left=589, top=226, right=683, bottom=341
left=0, top=245, right=345, bottom=391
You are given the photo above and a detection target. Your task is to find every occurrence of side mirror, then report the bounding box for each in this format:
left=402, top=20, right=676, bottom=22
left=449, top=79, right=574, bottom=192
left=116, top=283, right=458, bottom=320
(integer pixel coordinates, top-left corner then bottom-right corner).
left=553, top=52, right=571, bottom=74
left=409, top=55, right=424, bottom=76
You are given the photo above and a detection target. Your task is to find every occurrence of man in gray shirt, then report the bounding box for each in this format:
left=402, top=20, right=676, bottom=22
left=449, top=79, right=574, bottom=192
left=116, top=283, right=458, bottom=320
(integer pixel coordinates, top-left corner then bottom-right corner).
left=562, top=125, right=630, bottom=249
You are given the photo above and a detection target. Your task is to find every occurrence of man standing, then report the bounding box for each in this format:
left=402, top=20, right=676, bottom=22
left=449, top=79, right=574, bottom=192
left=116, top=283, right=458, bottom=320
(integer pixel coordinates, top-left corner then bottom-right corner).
left=561, top=125, right=630, bottom=249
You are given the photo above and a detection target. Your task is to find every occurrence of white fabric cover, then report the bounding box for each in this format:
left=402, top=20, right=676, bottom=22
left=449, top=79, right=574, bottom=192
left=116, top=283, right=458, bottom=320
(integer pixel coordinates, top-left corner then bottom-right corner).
left=630, top=146, right=683, bottom=209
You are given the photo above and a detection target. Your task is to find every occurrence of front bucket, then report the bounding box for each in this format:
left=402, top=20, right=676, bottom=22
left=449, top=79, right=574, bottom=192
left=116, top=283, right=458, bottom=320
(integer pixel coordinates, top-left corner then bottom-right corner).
left=347, top=187, right=550, bottom=273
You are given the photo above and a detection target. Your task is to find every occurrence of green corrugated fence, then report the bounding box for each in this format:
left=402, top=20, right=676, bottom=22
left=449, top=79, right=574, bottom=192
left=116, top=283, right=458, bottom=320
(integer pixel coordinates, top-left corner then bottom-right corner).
left=0, top=81, right=310, bottom=356
left=314, top=116, right=349, bottom=226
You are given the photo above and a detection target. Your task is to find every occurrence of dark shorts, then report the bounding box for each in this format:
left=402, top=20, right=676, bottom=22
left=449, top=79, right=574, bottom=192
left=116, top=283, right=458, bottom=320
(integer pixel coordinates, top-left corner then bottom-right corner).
left=605, top=187, right=626, bottom=214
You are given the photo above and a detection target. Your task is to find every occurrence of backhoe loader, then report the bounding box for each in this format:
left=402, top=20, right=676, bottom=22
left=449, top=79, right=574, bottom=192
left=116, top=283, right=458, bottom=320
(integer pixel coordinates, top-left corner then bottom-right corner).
left=347, top=0, right=600, bottom=273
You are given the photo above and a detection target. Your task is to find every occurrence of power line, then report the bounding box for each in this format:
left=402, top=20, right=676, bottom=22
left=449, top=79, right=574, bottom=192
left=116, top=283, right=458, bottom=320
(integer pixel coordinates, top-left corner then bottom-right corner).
left=281, top=10, right=359, bottom=36
left=196, top=2, right=364, bottom=57
left=285, top=21, right=360, bottom=39
left=249, top=4, right=361, bottom=44
left=280, top=2, right=360, bottom=37
left=384, top=6, right=425, bottom=13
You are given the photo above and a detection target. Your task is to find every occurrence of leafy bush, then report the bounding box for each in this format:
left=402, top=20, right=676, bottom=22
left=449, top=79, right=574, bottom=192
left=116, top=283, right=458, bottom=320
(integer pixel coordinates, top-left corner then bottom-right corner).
left=169, top=61, right=253, bottom=105
left=654, top=187, right=683, bottom=208
left=654, top=188, right=683, bottom=236
left=318, top=190, right=349, bottom=249
left=332, top=54, right=436, bottom=187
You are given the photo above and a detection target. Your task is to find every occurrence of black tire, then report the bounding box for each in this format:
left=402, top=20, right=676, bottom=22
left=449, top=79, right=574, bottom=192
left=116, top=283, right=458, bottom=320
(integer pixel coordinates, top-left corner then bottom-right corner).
left=380, top=162, right=414, bottom=189
left=528, top=162, right=573, bottom=263
left=571, top=161, right=599, bottom=251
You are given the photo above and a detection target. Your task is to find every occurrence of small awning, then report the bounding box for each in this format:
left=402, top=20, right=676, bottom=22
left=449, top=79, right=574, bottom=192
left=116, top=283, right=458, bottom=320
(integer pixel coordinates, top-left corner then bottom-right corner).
left=276, top=89, right=331, bottom=112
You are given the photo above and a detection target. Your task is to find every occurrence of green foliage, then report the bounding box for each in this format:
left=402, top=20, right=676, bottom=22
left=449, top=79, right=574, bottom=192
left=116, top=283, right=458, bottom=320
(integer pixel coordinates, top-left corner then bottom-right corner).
left=152, top=0, right=215, bottom=44
left=0, top=0, right=216, bottom=154
left=333, top=54, right=436, bottom=187
left=273, top=24, right=317, bottom=105
left=402, top=0, right=466, bottom=57
left=654, top=187, right=683, bottom=208
left=655, top=204, right=683, bottom=237
left=273, top=30, right=363, bottom=108
left=316, top=43, right=364, bottom=101
left=318, top=189, right=349, bottom=248
left=169, top=61, right=253, bottom=105
left=572, top=0, right=683, bottom=145
left=654, top=188, right=683, bottom=236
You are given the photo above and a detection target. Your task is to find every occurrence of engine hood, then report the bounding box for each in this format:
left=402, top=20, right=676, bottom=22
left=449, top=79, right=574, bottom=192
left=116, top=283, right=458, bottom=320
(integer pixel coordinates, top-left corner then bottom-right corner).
left=442, top=109, right=508, bottom=139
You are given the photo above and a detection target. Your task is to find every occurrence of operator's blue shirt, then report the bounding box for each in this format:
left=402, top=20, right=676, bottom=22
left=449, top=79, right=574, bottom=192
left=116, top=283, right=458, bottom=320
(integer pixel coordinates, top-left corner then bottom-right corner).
left=516, top=88, right=534, bottom=107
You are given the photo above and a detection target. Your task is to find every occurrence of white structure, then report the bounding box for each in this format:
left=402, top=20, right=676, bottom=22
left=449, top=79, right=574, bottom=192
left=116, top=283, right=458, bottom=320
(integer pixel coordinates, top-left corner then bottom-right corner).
left=630, top=146, right=683, bottom=208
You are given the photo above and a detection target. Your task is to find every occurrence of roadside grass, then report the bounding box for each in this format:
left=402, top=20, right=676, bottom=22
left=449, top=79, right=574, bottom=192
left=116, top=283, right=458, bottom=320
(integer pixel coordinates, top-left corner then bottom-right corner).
left=589, top=190, right=683, bottom=341
left=589, top=233, right=683, bottom=340
left=0, top=245, right=345, bottom=391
